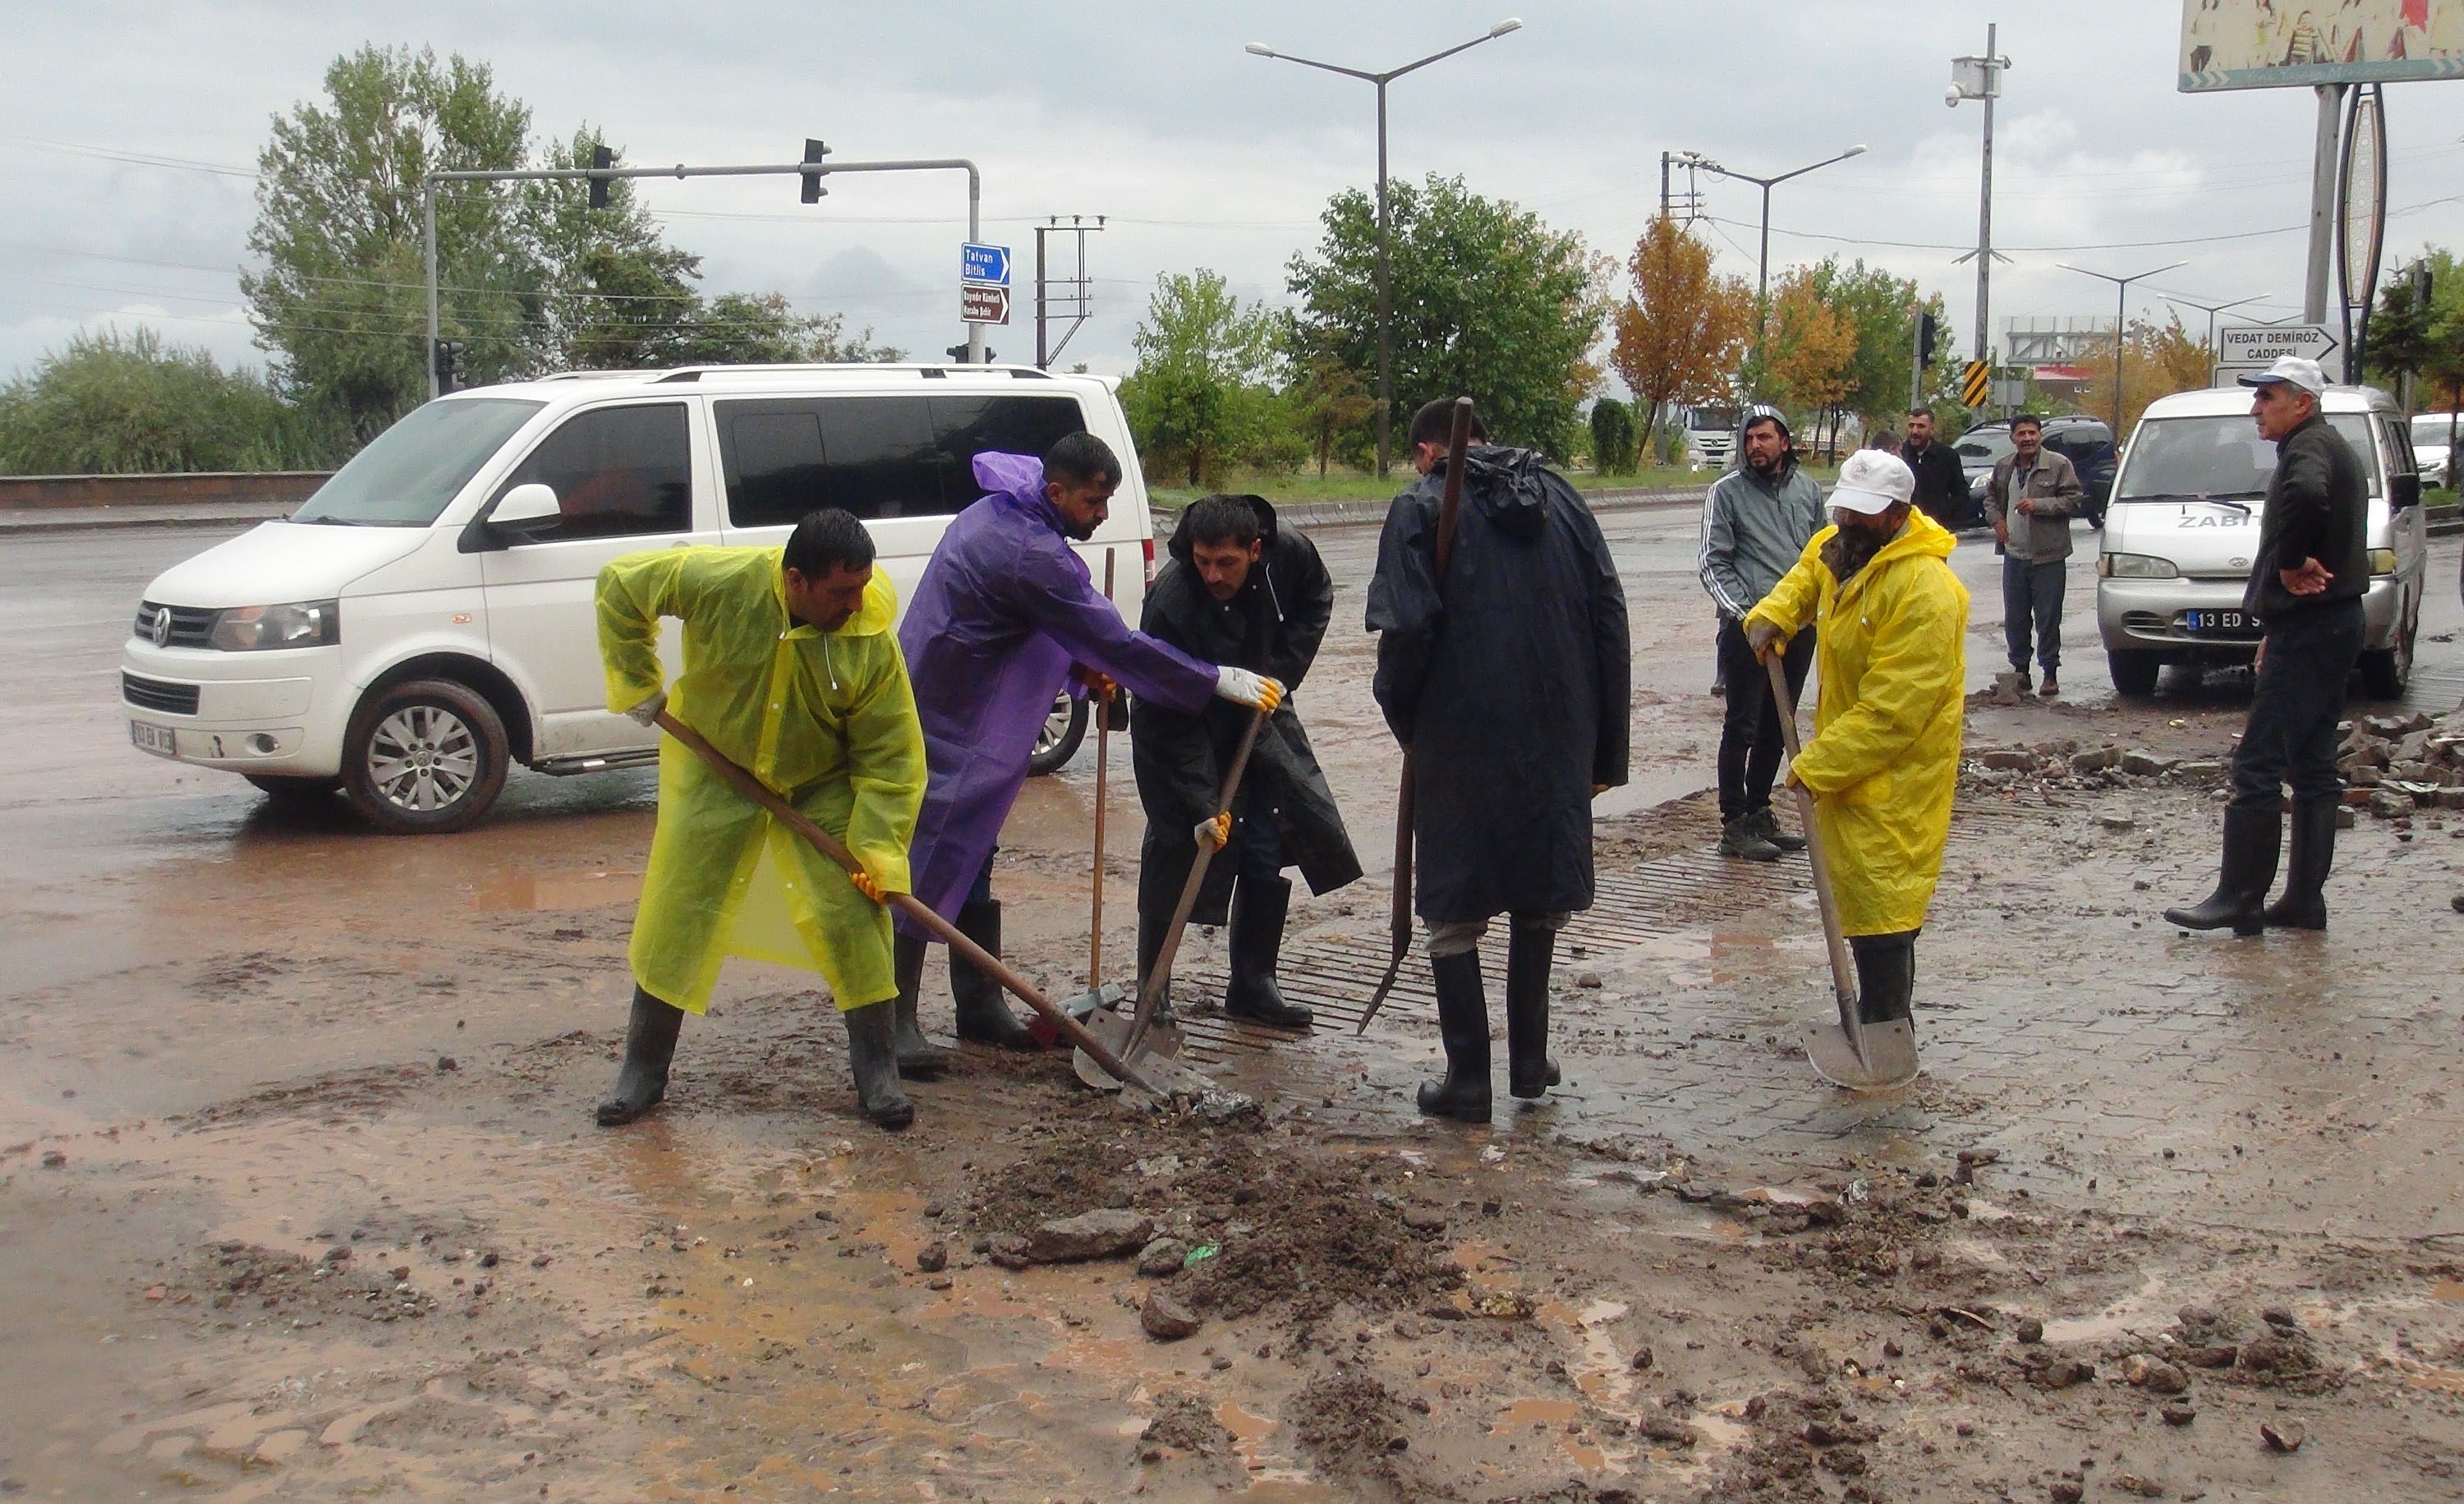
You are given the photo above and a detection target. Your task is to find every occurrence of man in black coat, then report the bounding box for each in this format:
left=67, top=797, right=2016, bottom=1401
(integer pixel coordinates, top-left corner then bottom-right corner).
left=1132, top=494, right=1360, bottom=1028
left=1366, top=400, right=1631, bottom=1122
left=1901, top=408, right=1975, bottom=530
left=2166, top=356, right=2369, bottom=936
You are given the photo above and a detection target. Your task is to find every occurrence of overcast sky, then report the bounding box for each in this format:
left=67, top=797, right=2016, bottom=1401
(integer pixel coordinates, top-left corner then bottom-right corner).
left=5, top=1, right=2461, bottom=395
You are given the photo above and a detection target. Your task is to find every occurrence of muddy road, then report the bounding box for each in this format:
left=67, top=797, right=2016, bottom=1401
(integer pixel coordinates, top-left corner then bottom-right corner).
left=5, top=511, right=2464, bottom=1501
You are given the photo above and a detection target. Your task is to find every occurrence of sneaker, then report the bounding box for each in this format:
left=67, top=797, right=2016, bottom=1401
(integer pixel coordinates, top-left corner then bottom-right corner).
left=1717, top=815, right=1781, bottom=862
left=1749, top=805, right=1808, bottom=853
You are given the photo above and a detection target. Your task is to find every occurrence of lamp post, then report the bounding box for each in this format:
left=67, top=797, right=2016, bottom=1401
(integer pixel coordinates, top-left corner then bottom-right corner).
left=1677, top=144, right=1868, bottom=387
left=1946, top=25, right=2011, bottom=393
left=1248, top=20, right=1524, bottom=476
left=2155, top=290, right=2268, bottom=356
left=2057, top=260, right=2186, bottom=436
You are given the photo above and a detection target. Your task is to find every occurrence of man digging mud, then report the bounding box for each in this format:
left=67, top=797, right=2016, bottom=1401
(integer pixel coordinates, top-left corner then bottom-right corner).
left=595, top=510, right=927, bottom=1130
left=1743, top=450, right=1967, bottom=1080
left=1132, top=493, right=1360, bottom=1028
left=1368, top=400, right=1630, bottom=1123
left=894, top=433, right=1285, bottom=1069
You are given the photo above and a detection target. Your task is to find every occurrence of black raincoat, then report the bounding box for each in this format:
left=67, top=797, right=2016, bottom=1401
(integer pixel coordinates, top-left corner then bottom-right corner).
left=1132, top=495, right=1362, bottom=928
left=1366, top=447, right=1630, bottom=923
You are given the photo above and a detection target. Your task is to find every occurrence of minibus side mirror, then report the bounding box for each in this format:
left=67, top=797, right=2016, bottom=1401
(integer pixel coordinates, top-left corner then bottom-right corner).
left=461, top=483, right=563, bottom=552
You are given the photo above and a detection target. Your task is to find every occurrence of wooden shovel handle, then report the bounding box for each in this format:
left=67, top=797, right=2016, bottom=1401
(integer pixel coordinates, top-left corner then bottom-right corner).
left=1763, top=655, right=1859, bottom=1020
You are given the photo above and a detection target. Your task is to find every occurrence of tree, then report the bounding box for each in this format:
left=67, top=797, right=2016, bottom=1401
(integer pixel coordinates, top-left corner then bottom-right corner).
left=1809, top=259, right=1932, bottom=433
left=1763, top=267, right=1858, bottom=435
left=1608, top=217, right=1754, bottom=459
left=0, top=329, right=336, bottom=474
left=1288, top=174, right=1607, bottom=460
left=1283, top=340, right=1377, bottom=479
left=526, top=128, right=701, bottom=371
left=1119, top=269, right=1282, bottom=486
left=1587, top=397, right=1638, bottom=476
left=2077, top=313, right=2214, bottom=435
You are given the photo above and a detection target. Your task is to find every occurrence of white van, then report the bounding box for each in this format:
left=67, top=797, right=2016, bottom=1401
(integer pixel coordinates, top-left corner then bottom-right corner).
left=121, top=365, right=1155, bottom=833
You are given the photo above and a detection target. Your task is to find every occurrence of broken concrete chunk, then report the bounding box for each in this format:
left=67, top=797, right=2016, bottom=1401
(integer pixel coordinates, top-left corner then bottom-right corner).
left=2122, top=1354, right=2189, bottom=1394
left=1134, top=1238, right=1189, bottom=1278
left=1027, top=1209, right=1156, bottom=1263
left=2121, top=750, right=2176, bottom=777
left=2071, top=746, right=2122, bottom=774
left=1140, top=1290, right=1202, bottom=1341
left=2259, top=1419, right=2305, bottom=1453
left=1979, top=749, right=2035, bottom=771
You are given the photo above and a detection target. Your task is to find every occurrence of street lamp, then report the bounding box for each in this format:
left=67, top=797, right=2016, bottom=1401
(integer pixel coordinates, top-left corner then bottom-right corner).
left=1248, top=19, right=1525, bottom=475
left=1679, top=145, right=1868, bottom=379
left=2155, top=290, right=2269, bottom=355
left=2057, top=260, right=2186, bottom=436
left=1946, top=26, right=2011, bottom=395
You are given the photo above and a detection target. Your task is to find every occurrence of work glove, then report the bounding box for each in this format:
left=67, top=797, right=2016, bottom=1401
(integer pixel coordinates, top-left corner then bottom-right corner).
left=624, top=688, right=669, bottom=727
left=1213, top=666, right=1284, bottom=714
left=1744, top=621, right=1783, bottom=663
left=1195, top=812, right=1231, bottom=849
left=848, top=867, right=901, bottom=905
left=1075, top=667, right=1118, bottom=701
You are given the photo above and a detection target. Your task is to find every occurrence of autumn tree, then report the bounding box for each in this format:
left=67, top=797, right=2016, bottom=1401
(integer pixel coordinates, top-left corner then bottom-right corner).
left=2077, top=312, right=2213, bottom=435
left=1764, top=266, right=1858, bottom=446
left=1609, top=217, right=1754, bottom=458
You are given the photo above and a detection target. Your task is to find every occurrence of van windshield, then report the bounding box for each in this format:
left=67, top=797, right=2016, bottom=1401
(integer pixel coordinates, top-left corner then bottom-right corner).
left=293, top=398, right=545, bottom=527
left=2116, top=413, right=2378, bottom=501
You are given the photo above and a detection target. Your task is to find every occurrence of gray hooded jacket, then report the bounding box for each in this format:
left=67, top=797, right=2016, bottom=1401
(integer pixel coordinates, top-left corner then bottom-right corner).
left=1698, top=459, right=1827, bottom=622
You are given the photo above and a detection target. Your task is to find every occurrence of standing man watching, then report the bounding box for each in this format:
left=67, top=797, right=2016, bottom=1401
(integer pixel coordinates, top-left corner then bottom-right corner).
left=1901, top=408, right=1974, bottom=531
left=595, top=510, right=927, bottom=1131
left=1699, top=409, right=1825, bottom=862
left=1132, top=494, right=1360, bottom=1028
left=893, top=433, right=1283, bottom=1069
left=2165, top=356, right=2366, bottom=936
left=1984, top=415, right=2086, bottom=697
left=1743, top=450, right=1968, bottom=1079
left=1368, top=399, right=1630, bottom=1123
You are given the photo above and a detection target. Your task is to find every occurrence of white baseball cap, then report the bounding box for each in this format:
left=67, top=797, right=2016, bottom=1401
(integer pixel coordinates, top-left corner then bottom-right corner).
left=1830, top=448, right=1917, bottom=516
left=2237, top=355, right=2326, bottom=395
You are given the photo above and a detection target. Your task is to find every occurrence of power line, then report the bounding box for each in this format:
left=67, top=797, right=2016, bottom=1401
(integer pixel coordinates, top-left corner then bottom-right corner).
left=1699, top=193, right=2462, bottom=255
left=5, top=135, right=257, bottom=179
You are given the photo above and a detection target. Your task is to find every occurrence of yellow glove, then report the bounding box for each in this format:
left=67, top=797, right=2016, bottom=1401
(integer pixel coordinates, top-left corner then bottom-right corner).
left=1195, top=812, right=1231, bottom=849
left=849, top=869, right=899, bottom=904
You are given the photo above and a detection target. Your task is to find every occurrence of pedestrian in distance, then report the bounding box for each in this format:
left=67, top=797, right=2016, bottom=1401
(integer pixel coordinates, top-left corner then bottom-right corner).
left=894, top=433, right=1284, bottom=1069
left=594, top=510, right=928, bottom=1130
left=2165, top=356, right=2368, bottom=936
left=1132, top=494, right=1361, bottom=1028
left=1984, top=414, right=2087, bottom=698
left=1368, top=399, right=1631, bottom=1123
left=1901, top=408, right=1975, bottom=531
left=1744, top=449, right=1968, bottom=1084
left=1865, top=428, right=1900, bottom=453
left=1699, top=410, right=1825, bottom=862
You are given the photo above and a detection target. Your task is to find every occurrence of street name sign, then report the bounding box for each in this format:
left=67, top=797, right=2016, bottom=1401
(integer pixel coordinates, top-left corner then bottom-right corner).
left=961, top=242, right=1011, bottom=287
left=962, top=283, right=1011, bottom=325
left=2217, top=323, right=2340, bottom=366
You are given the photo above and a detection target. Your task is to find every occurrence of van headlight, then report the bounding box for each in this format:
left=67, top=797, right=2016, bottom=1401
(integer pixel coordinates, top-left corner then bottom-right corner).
left=2097, top=553, right=2179, bottom=579
left=209, top=600, right=341, bottom=651
left=2370, top=548, right=2398, bottom=576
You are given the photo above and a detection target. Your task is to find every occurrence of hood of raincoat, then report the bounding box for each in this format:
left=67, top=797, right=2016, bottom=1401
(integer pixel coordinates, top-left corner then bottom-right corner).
left=1817, top=504, right=1957, bottom=587
left=972, top=450, right=1058, bottom=524
left=816, top=564, right=899, bottom=639
left=1164, top=493, right=1282, bottom=565
left=1444, top=444, right=1555, bottom=542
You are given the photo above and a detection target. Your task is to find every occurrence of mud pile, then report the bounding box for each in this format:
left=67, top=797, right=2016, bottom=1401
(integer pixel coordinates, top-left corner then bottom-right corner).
left=168, top=1241, right=444, bottom=1325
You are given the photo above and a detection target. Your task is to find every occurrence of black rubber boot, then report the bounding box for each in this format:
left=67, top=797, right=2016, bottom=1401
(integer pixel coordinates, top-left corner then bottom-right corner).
left=1225, top=876, right=1312, bottom=1028
left=596, top=985, right=684, bottom=1126
left=841, top=1000, right=914, bottom=1130
left=1849, top=933, right=1916, bottom=1026
left=890, top=933, right=949, bottom=1079
left=1505, top=914, right=1561, bottom=1100
left=2163, top=805, right=2281, bottom=936
left=1133, top=911, right=1177, bottom=1026
left=950, top=899, right=1041, bottom=1050
left=1417, top=950, right=1492, bottom=1123
left=2262, top=798, right=2339, bottom=931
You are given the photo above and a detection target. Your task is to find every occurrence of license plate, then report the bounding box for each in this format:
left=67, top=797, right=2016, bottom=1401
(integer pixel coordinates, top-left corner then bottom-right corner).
left=2181, top=609, right=2252, bottom=634
left=130, top=720, right=177, bottom=757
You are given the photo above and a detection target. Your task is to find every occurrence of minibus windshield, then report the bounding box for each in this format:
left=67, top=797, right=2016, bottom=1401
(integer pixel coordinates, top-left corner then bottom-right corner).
left=293, top=398, right=545, bottom=527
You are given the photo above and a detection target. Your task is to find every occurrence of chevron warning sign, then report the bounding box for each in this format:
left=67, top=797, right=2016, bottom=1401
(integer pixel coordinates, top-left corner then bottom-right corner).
left=1961, top=360, right=1990, bottom=408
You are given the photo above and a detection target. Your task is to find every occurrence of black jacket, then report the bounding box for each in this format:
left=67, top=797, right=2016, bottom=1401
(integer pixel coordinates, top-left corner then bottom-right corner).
left=1366, top=446, right=1631, bottom=922
left=1132, top=495, right=1360, bottom=927
left=2244, top=411, right=2368, bottom=622
left=1901, top=439, right=1974, bottom=529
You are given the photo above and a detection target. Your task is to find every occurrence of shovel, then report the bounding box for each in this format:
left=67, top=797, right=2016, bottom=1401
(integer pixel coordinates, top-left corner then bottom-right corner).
left=650, top=708, right=1168, bottom=1097
left=1075, top=706, right=1269, bottom=1093
left=1765, top=655, right=1918, bottom=1092
left=1030, top=554, right=1132, bottom=1050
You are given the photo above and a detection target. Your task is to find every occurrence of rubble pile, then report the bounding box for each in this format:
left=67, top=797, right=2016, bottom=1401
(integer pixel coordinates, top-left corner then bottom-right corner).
left=1959, top=739, right=2227, bottom=795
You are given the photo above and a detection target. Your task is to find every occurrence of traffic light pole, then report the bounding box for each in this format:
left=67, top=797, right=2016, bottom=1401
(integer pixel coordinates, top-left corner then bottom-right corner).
left=421, top=154, right=985, bottom=398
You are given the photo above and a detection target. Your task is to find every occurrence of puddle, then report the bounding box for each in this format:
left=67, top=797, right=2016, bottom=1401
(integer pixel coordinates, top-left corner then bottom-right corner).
left=472, top=867, right=640, bottom=910
left=1492, top=1397, right=1581, bottom=1433
left=2434, top=1280, right=2464, bottom=1304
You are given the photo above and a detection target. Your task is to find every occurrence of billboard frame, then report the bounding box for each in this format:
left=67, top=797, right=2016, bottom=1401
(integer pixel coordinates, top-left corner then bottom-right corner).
left=2179, top=1, right=2464, bottom=93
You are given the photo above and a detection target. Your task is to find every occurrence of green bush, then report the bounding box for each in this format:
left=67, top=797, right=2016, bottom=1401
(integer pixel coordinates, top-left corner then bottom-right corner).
left=1588, top=398, right=1639, bottom=476
left=0, top=329, right=340, bottom=474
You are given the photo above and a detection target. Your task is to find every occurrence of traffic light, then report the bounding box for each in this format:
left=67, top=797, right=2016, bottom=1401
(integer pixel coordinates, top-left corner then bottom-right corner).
left=587, top=144, right=614, bottom=209
left=434, top=339, right=467, bottom=395
left=1918, top=312, right=1942, bottom=370
left=945, top=343, right=996, bottom=364
left=799, top=139, right=830, bottom=204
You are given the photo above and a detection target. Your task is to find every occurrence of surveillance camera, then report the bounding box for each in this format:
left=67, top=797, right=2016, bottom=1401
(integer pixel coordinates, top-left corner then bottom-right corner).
left=1946, top=85, right=1964, bottom=107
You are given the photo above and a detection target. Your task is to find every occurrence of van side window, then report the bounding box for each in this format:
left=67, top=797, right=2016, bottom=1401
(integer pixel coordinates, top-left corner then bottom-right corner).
left=717, top=393, right=1090, bottom=527
left=930, top=395, right=1090, bottom=503
left=494, top=403, right=692, bottom=540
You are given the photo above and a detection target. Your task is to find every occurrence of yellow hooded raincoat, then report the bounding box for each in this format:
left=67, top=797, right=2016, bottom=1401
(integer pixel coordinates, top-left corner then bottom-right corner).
left=1742, top=511, right=1968, bottom=937
left=598, top=548, right=925, bottom=1014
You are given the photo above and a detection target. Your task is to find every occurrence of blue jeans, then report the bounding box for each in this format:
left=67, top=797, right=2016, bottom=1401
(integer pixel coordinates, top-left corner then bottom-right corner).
left=2002, top=555, right=2066, bottom=674
left=2230, top=599, right=2365, bottom=812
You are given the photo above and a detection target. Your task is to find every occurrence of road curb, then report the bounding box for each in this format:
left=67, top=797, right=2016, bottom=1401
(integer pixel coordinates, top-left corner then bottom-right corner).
left=1213, top=486, right=1704, bottom=535
left=0, top=505, right=293, bottom=536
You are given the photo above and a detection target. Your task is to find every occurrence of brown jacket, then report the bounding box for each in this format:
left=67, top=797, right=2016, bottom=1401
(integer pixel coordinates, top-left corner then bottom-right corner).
left=1985, top=448, right=2085, bottom=563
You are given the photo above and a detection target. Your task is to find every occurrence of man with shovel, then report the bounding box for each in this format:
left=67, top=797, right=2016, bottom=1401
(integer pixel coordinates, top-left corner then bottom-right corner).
left=1742, top=449, right=1967, bottom=1086
left=594, top=509, right=928, bottom=1130
left=1131, top=493, right=1360, bottom=1028
left=891, top=433, right=1285, bottom=1071
left=1368, top=400, right=1631, bottom=1123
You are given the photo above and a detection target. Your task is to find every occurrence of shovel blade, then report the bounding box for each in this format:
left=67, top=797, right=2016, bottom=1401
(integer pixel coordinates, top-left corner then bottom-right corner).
left=1802, top=1019, right=1919, bottom=1092
left=1073, top=1005, right=1200, bottom=1094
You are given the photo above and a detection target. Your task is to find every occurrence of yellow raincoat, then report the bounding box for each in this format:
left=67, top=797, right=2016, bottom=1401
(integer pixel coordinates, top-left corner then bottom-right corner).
left=1742, top=511, right=1968, bottom=937
left=598, top=548, right=924, bottom=1014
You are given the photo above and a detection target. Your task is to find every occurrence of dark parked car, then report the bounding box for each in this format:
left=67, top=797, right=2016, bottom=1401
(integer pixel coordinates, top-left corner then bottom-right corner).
left=1956, top=416, right=2119, bottom=527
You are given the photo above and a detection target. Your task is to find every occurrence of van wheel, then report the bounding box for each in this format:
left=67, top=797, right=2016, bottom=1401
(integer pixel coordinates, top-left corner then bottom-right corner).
left=2359, top=600, right=2416, bottom=700
left=2108, top=651, right=2161, bottom=698
left=1027, top=693, right=1088, bottom=776
left=244, top=773, right=340, bottom=804
left=342, top=678, right=508, bottom=834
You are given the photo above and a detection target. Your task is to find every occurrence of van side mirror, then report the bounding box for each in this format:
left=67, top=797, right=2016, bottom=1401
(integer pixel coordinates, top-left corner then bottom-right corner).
left=2391, top=471, right=2421, bottom=512
left=492, top=483, right=563, bottom=531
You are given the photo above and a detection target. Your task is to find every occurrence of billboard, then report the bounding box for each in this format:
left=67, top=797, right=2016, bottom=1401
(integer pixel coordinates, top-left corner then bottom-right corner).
left=2181, top=1, right=2464, bottom=90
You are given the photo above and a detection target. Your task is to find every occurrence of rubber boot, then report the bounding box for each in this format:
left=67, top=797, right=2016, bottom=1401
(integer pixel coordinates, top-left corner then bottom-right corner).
left=840, top=1000, right=914, bottom=1130
left=1133, top=911, right=1177, bottom=1027
left=2163, top=805, right=2280, bottom=936
left=595, top=985, right=684, bottom=1126
left=1505, top=914, right=1561, bottom=1100
left=1224, top=876, right=1312, bottom=1028
left=2262, top=798, right=2338, bottom=930
left=890, top=933, right=949, bottom=1079
left=1417, top=950, right=1492, bottom=1123
left=1749, top=804, right=1808, bottom=853
left=950, top=899, right=1041, bottom=1050
left=1846, top=932, right=1919, bottom=1088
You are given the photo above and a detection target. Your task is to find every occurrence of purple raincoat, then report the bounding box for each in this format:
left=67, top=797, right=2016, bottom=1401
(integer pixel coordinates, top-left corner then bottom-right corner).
left=898, top=453, right=1220, bottom=926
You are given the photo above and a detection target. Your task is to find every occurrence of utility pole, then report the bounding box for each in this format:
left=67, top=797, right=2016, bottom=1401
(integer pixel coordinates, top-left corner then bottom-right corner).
left=1677, top=145, right=1868, bottom=395
left=2156, top=290, right=2266, bottom=356
left=2058, top=261, right=2186, bottom=438
left=2305, top=85, right=2351, bottom=324
left=1947, top=26, right=2011, bottom=402
left=1033, top=216, right=1105, bottom=370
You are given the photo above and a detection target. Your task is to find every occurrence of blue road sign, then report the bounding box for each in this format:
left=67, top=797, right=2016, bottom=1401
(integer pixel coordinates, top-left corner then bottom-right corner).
left=962, top=241, right=1010, bottom=287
